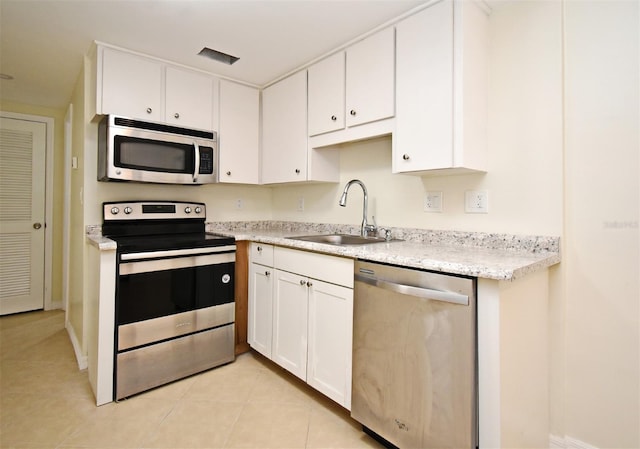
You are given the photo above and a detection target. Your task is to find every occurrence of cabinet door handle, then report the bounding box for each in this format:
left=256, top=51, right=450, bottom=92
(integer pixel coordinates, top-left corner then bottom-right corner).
left=146, top=107, right=152, bottom=114
left=402, top=154, right=410, bottom=161
left=295, top=169, right=301, bottom=174
left=331, top=115, right=337, bottom=121
left=306, top=281, right=313, bottom=287
left=257, top=246, right=262, bottom=252
left=174, top=112, right=180, bottom=119
left=350, top=109, right=356, bottom=116
left=299, top=280, right=306, bottom=286
left=226, top=171, right=231, bottom=176
left=265, top=271, right=271, bottom=277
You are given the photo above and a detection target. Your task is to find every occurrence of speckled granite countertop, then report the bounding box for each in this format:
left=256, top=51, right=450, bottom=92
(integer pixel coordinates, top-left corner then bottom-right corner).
left=87, top=221, right=560, bottom=280
left=206, top=221, right=561, bottom=281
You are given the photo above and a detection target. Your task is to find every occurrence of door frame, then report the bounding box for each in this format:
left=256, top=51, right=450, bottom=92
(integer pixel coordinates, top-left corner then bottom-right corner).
left=0, top=111, right=54, bottom=311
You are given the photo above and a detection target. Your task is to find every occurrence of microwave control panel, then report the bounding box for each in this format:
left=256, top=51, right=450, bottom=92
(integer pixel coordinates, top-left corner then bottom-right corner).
left=199, top=147, right=214, bottom=174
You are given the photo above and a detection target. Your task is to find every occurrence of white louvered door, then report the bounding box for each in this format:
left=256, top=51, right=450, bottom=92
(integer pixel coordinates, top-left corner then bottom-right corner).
left=0, top=117, right=46, bottom=315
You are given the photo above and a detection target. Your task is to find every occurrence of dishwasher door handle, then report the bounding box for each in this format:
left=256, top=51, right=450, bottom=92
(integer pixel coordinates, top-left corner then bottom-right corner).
left=355, top=274, right=469, bottom=306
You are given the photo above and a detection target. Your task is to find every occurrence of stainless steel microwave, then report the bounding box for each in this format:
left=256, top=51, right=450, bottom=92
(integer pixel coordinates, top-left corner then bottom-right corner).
left=98, top=115, right=218, bottom=185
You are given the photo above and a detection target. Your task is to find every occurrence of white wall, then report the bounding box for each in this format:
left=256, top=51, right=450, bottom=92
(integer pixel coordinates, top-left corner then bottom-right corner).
left=563, top=1, right=639, bottom=447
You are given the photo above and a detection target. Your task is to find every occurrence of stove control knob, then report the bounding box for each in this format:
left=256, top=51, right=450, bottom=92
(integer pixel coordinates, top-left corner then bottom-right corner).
left=110, top=207, right=119, bottom=215
left=124, top=207, right=133, bottom=215
left=184, top=207, right=192, bottom=214
left=194, top=206, right=202, bottom=214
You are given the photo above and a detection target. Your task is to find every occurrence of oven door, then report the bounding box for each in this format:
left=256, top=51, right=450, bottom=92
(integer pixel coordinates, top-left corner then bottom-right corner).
left=116, top=246, right=235, bottom=351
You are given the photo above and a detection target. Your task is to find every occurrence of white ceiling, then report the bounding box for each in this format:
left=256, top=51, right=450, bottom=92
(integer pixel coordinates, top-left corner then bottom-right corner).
left=0, top=0, right=427, bottom=109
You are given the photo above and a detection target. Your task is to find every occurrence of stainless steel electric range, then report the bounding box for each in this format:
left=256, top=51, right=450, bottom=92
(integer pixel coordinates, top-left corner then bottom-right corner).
left=102, top=200, right=236, bottom=400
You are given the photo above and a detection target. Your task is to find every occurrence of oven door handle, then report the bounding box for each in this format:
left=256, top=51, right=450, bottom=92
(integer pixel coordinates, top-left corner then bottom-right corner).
left=193, top=141, right=200, bottom=183
left=120, top=245, right=236, bottom=261
left=120, top=252, right=235, bottom=275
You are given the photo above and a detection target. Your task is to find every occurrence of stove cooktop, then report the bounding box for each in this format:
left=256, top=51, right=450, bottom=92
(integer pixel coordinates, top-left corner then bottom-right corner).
left=110, top=232, right=235, bottom=253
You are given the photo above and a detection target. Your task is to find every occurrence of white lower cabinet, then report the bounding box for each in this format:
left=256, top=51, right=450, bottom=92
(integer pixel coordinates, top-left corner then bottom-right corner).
left=247, top=243, right=354, bottom=409
left=248, top=261, right=273, bottom=358
left=248, top=243, right=274, bottom=358
left=272, top=269, right=309, bottom=380
left=306, top=278, right=353, bottom=409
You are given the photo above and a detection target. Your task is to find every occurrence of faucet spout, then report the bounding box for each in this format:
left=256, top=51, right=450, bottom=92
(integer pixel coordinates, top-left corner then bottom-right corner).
left=339, top=179, right=374, bottom=237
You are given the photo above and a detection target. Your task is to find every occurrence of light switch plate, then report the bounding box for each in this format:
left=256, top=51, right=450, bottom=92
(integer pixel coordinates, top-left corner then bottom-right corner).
left=424, top=191, right=443, bottom=212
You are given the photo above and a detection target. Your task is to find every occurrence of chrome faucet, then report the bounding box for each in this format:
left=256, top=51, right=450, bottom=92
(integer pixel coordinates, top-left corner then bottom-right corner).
left=339, top=179, right=376, bottom=237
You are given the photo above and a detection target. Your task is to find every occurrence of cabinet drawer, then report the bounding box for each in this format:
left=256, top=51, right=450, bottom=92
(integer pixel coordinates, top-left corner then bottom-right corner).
left=274, top=247, right=354, bottom=288
left=250, top=242, right=274, bottom=266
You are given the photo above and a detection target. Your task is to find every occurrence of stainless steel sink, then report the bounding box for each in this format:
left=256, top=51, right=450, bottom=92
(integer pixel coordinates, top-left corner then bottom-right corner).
left=287, top=234, right=393, bottom=246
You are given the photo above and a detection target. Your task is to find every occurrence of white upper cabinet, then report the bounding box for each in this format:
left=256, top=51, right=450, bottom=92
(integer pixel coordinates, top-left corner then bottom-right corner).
left=394, top=0, right=489, bottom=174
left=308, top=52, right=345, bottom=136
left=100, top=48, right=163, bottom=122
left=98, top=46, right=214, bottom=131
left=261, top=71, right=308, bottom=184
left=218, top=80, right=260, bottom=184
left=345, top=26, right=395, bottom=128
left=307, top=27, right=395, bottom=142
left=164, top=66, right=214, bottom=130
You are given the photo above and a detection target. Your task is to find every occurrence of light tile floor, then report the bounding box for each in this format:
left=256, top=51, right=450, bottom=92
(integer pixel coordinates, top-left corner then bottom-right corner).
left=0, top=310, right=382, bottom=449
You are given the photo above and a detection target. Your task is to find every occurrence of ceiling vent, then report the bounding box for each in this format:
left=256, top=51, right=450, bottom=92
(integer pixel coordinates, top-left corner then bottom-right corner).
left=198, top=47, right=239, bottom=65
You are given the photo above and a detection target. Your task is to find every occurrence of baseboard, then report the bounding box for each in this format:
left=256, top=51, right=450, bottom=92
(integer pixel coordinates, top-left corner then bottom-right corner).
left=47, top=300, right=63, bottom=310
left=65, top=321, right=87, bottom=370
left=550, top=434, right=600, bottom=449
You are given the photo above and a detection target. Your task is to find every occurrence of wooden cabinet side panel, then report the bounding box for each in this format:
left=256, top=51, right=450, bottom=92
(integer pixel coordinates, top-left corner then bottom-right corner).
left=234, top=240, right=249, bottom=354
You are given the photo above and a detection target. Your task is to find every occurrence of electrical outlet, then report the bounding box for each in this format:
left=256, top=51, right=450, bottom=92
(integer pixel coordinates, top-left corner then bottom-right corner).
left=235, top=199, right=243, bottom=210
left=465, top=190, right=489, bottom=213
left=424, top=191, right=443, bottom=212
left=297, top=196, right=305, bottom=212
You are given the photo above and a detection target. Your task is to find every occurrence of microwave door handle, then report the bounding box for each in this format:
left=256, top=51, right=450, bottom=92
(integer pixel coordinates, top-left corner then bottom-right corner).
left=192, top=141, right=200, bottom=183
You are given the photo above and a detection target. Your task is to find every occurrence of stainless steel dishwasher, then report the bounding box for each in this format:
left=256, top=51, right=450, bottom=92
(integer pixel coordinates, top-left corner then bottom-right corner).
left=352, top=260, right=477, bottom=449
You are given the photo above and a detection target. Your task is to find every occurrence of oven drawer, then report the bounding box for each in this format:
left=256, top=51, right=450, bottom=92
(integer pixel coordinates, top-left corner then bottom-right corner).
left=116, top=323, right=235, bottom=400
left=118, top=302, right=234, bottom=351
